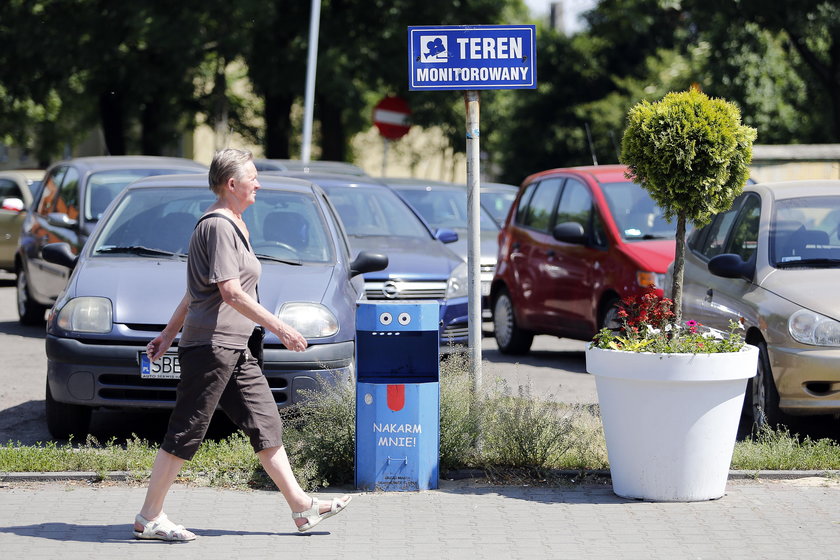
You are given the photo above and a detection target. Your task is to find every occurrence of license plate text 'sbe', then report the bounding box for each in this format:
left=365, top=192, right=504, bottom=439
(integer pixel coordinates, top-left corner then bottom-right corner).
left=140, top=353, right=181, bottom=379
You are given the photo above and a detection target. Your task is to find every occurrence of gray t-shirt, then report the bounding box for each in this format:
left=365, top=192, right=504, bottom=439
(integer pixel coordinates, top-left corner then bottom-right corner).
left=179, top=215, right=261, bottom=349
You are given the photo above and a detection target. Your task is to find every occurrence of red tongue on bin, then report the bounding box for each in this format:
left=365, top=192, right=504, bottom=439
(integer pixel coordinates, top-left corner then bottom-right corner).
left=386, top=384, right=405, bottom=411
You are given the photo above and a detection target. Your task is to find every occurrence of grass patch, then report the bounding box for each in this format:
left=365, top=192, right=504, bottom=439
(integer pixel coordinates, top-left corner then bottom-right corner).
left=2, top=358, right=840, bottom=488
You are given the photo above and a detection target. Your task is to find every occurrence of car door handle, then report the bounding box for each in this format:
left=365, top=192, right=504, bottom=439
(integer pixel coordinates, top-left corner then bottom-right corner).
left=546, top=249, right=555, bottom=258
left=705, top=288, right=713, bottom=302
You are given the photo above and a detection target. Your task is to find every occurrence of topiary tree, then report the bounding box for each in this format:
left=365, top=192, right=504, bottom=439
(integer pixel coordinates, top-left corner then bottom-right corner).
left=621, top=89, right=757, bottom=323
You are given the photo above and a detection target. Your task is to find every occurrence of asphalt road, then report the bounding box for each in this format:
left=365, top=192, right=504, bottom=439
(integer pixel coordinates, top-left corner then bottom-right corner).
left=0, top=271, right=597, bottom=446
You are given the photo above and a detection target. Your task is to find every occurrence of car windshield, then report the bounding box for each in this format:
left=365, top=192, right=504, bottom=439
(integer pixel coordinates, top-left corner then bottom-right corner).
left=482, top=190, right=517, bottom=224
left=771, top=195, right=840, bottom=267
left=395, top=188, right=498, bottom=231
left=91, top=187, right=335, bottom=263
left=85, top=169, right=201, bottom=221
left=600, top=181, right=676, bottom=240
left=321, top=184, right=432, bottom=239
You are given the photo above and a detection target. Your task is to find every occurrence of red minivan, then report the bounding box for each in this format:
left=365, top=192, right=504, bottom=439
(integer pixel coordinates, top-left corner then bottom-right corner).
left=490, top=165, right=676, bottom=354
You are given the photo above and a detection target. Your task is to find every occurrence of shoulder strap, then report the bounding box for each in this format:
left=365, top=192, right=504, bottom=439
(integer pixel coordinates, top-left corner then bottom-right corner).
left=195, top=212, right=250, bottom=251
left=195, top=212, right=260, bottom=302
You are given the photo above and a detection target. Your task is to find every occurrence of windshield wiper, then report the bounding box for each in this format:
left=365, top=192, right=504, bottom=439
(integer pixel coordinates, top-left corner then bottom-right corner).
left=776, top=258, right=840, bottom=268
left=96, top=245, right=180, bottom=257
left=255, top=253, right=302, bottom=266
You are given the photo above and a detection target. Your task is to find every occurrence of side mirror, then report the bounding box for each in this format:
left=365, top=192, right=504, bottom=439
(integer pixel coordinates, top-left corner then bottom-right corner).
left=552, top=221, right=586, bottom=245
left=47, top=212, right=78, bottom=228
left=434, top=228, right=458, bottom=244
left=708, top=253, right=755, bottom=281
left=1, top=197, right=25, bottom=212
left=43, top=242, right=78, bottom=271
left=350, top=251, right=388, bottom=278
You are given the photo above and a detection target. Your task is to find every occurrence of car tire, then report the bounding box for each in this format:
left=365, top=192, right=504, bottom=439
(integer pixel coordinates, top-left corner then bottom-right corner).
left=599, top=297, right=621, bottom=331
left=747, top=341, right=785, bottom=429
left=45, top=380, right=92, bottom=440
left=16, top=267, right=48, bottom=326
left=493, top=288, right=533, bottom=355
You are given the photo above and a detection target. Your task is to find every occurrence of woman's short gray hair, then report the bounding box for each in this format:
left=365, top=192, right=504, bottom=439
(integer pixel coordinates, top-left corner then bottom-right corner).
left=209, top=148, right=253, bottom=195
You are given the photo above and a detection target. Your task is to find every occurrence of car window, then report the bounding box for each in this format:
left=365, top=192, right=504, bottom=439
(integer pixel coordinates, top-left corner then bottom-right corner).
left=725, top=194, right=761, bottom=262
left=85, top=168, right=198, bottom=221
left=600, top=181, right=675, bottom=240
left=321, top=185, right=431, bottom=239
left=514, top=182, right=538, bottom=224
left=555, top=179, right=591, bottom=229
left=93, top=187, right=334, bottom=263
left=53, top=167, right=80, bottom=220
left=397, top=188, right=498, bottom=231
left=694, top=201, right=742, bottom=260
left=520, top=177, right=563, bottom=233
left=771, top=195, right=840, bottom=265
left=0, top=178, right=22, bottom=201
left=482, top=190, right=517, bottom=222
left=36, top=167, right=68, bottom=215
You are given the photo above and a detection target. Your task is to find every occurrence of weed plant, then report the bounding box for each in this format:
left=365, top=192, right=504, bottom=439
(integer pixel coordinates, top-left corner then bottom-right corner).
left=3, top=360, right=840, bottom=488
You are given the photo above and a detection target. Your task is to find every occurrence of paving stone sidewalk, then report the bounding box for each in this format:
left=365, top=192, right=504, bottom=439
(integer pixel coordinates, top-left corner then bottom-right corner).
left=1, top=477, right=839, bottom=560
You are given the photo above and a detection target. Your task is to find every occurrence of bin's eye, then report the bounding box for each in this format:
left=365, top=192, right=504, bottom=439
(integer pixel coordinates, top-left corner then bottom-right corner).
left=379, top=312, right=393, bottom=325
left=398, top=312, right=411, bottom=325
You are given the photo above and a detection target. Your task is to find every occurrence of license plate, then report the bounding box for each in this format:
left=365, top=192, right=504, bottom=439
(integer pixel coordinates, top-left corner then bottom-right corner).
left=140, top=352, right=181, bottom=379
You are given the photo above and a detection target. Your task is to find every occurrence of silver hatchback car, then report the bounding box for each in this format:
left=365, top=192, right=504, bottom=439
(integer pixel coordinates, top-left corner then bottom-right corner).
left=673, top=180, right=840, bottom=427
left=42, top=173, right=386, bottom=439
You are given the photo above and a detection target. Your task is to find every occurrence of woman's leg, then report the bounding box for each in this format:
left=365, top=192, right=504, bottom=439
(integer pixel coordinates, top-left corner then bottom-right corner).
left=135, top=449, right=192, bottom=532
left=257, top=446, right=351, bottom=528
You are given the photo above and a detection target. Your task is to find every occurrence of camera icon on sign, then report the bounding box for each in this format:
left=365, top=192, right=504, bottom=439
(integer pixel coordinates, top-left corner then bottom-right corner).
left=420, top=36, right=448, bottom=63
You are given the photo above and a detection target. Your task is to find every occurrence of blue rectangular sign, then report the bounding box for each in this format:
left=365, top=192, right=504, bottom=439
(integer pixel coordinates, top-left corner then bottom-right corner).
left=408, top=25, right=537, bottom=91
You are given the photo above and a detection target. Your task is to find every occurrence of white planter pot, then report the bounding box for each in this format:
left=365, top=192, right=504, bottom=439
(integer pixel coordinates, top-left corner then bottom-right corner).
left=585, top=344, right=758, bottom=502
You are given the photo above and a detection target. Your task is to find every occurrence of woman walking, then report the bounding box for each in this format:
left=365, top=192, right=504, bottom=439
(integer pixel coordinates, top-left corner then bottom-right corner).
left=133, top=148, right=351, bottom=541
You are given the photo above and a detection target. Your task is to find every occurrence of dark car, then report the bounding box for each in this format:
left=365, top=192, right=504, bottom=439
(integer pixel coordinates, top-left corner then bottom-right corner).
left=41, top=173, right=387, bottom=438
left=1, top=169, right=44, bottom=272
left=670, top=180, right=840, bottom=427
left=491, top=165, right=676, bottom=354
left=271, top=172, right=470, bottom=348
left=382, top=178, right=500, bottom=316
left=254, top=158, right=368, bottom=176
left=15, top=156, right=207, bottom=325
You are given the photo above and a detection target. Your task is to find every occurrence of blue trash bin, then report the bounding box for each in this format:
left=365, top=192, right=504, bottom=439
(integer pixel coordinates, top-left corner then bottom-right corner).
left=355, top=301, right=440, bottom=491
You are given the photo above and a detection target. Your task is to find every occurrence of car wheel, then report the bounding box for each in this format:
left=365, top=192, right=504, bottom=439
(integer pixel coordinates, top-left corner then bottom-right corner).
left=493, top=289, right=533, bottom=355
left=16, top=267, right=48, bottom=326
left=748, top=341, right=785, bottom=429
left=599, top=298, right=621, bottom=331
left=45, top=380, right=92, bottom=440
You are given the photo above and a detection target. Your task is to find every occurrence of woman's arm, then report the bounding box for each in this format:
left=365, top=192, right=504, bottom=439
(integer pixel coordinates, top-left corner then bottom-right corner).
left=217, top=278, right=308, bottom=352
left=146, top=292, right=191, bottom=361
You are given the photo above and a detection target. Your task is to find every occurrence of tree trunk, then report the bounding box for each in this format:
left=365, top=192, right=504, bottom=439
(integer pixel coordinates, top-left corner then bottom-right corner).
left=99, top=91, right=126, bottom=155
left=671, top=214, right=687, bottom=325
left=140, top=99, right=163, bottom=155
left=264, top=93, right=293, bottom=158
left=318, top=95, right=345, bottom=161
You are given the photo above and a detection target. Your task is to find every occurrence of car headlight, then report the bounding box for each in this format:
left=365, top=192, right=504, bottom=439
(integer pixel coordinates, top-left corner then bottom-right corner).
left=278, top=302, right=338, bottom=338
left=56, top=297, right=113, bottom=333
left=788, top=309, right=840, bottom=346
left=637, top=271, right=666, bottom=289
left=446, top=262, right=468, bottom=299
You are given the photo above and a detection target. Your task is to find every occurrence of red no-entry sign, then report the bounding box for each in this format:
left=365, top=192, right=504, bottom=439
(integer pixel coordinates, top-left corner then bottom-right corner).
left=373, top=96, right=411, bottom=140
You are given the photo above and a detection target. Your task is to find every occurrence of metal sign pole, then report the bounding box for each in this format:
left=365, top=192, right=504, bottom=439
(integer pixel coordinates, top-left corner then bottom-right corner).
left=301, top=0, right=321, bottom=165
left=464, top=90, right=482, bottom=390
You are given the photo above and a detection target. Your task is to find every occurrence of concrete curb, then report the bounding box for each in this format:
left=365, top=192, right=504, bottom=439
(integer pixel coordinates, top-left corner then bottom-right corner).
left=2, top=469, right=838, bottom=484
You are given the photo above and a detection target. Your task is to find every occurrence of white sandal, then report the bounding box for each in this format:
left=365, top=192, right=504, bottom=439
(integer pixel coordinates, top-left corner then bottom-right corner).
left=133, top=513, right=196, bottom=542
left=292, top=495, right=352, bottom=532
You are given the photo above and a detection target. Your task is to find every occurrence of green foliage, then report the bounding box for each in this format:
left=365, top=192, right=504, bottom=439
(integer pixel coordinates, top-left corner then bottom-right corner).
left=732, top=424, right=840, bottom=471
left=621, top=89, right=756, bottom=228
left=438, top=353, right=481, bottom=469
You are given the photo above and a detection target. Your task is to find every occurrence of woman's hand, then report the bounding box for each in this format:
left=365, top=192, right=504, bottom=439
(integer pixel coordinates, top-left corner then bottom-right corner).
left=276, top=324, right=308, bottom=352
left=147, top=330, right=176, bottom=361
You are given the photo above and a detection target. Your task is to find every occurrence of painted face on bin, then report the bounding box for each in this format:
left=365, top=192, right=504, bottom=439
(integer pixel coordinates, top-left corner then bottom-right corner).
left=379, top=312, right=412, bottom=327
